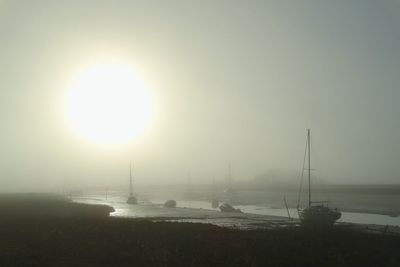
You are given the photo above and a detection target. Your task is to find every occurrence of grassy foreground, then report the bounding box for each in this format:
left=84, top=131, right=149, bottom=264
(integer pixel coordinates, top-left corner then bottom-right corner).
left=1, top=215, right=400, bottom=267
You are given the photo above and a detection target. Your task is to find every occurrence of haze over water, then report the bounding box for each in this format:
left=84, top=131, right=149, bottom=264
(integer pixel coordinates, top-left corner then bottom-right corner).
left=1, top=1, right=400, bottom=192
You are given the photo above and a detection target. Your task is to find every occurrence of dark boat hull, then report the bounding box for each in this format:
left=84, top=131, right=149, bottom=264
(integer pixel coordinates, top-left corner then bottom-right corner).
left=164, top=200, right=177, bottom=208
left=126, top=196, right=138, bottom=205
left=299, top=205, right=341, bottom=227
left=219, top=203, right=242, bottom=213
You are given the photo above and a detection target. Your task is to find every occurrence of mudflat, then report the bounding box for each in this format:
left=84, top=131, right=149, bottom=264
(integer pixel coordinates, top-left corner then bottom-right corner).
left=0, top=215, right=399, bottom=267
left=1, top=194, right=399, bottom=266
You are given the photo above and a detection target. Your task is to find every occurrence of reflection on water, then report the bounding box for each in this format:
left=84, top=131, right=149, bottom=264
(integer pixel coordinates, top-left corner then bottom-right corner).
left=73, top=193, right=400, bottom=227
left=176, top=201, right=400, bottom=227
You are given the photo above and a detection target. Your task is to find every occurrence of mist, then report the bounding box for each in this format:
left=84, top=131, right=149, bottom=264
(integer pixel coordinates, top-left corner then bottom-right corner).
left=1, top=0, right=400, bottom=192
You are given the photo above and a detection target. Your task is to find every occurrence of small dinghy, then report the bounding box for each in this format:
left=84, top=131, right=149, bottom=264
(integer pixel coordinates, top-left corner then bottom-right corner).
left=219, top=203, right=242, bottom=213
left=164, top=200, right=177, bottom=208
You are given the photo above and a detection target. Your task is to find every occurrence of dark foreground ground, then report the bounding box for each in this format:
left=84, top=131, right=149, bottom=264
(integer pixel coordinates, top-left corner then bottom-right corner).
left=1, top=215, right=400, bottom=267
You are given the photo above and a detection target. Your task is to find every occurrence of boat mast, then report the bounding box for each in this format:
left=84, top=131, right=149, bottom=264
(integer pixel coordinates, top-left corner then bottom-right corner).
left=129, top=163, right=133, bottom=197
left=228, top=162, right=232, bottom=191
left=307, top=129, right=311, bottom=208
left=187, top=171, right=191, bottom=192
left=212, top=177, right=216, bottom=199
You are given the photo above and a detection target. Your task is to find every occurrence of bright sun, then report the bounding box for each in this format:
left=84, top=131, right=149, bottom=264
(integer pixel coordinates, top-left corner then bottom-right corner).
left=67, top=63, right=152, bottom=144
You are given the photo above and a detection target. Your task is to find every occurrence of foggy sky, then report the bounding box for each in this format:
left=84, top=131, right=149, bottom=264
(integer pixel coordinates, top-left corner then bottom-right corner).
left=1, top=0, right=400, bottom=191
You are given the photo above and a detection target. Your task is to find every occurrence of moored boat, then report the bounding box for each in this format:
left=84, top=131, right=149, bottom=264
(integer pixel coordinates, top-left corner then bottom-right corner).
left=126, top=164, right=138, bottom=205
left=164, top=200, right=177, bottom=208
left=219, top=203, right=242, bottom=213
left=297, top=129, right=341, bottom=227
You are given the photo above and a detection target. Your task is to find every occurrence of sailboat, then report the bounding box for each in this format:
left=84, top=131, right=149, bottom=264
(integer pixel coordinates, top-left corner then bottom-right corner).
left=220, top=163, right=241, bottom=212
left=126, top=164, right=138, bottom=205
left=211, top=177, right=219, bottom=208
left=223, top=162, right=236, bottom=196
left=297, top=129, right=341, bottom=227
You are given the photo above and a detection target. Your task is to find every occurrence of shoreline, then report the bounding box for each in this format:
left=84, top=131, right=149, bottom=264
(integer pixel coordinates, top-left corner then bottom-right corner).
left=73, top=191, right=400, bottom=218
left=73, top=196, right=400, bottom=228
left=2, top=193, right=399, bottom=232
left=1, top=195, right=400, bottom=266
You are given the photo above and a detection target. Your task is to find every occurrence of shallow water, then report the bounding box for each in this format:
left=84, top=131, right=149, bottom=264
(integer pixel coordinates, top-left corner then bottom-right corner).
left=175, top=201, right=400, bottom=227
left=73, top=192, right=400, bottom=227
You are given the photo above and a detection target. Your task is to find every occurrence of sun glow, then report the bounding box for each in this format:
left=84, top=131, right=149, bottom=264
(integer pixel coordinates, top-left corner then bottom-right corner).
left=67, top=63, right=153, bottom=144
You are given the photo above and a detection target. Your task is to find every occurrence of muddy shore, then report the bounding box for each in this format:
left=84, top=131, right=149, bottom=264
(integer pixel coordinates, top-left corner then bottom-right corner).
left=1, top=194, right=400, bottom=266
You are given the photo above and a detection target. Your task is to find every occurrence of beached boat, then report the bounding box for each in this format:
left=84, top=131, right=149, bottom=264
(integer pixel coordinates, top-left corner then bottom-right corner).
left=211, top=177, right=219, bottom=208
left=164, top=200, right=177, bottom=208
left=126, top=164, right=138, bottom=205
left=297, top=129, right=341, bottom=227
left=219, top=203, right=242, bottom=213
left=223, top=163, right=237, bottom=196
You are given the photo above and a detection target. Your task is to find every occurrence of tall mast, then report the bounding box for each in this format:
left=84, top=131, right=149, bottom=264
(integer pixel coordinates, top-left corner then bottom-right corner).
left=187, top=171, right=191, bottom=192
left=307, top=129, right=311, bottom=208
left=129, top=163, right=133, bottom=197
left=212, top=177, right=216, bottom=198
left=228, top=162, right=232, bottom=190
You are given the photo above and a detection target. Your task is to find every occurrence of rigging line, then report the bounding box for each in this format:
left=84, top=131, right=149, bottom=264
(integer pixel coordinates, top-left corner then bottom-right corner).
left=296, top=133, right=308, bottom=209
